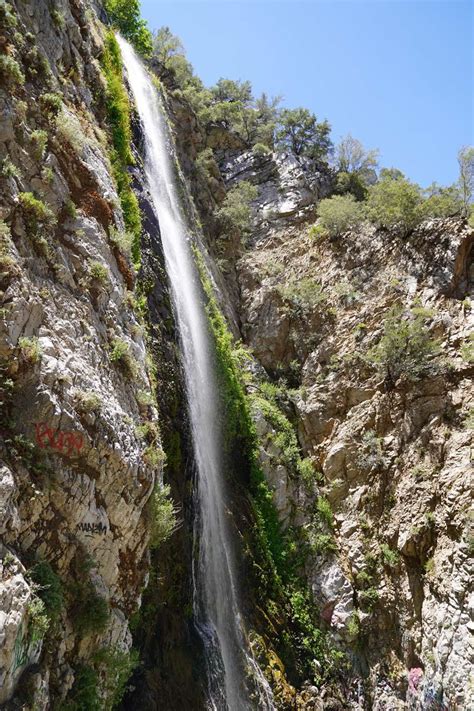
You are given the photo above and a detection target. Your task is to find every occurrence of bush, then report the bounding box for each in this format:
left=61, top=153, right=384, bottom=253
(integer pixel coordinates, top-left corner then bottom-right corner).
left=316, top=497, right=333, bottom=528
left=252, top=142, right=272, bottom=156
left=149, top=483, right=178, bottom=548
left=317, top=194, right=365, bottom=237
left=94, top=647, right=139, bottom=710
left=29, top=561, right=63, bottom=621
left=19, top=192, right=56, bottom=230
left=18, top=336, right=41, bottom=364
left=71, top=586, right=109, bottom=636
left=105, top=0, right=152, bottom=57
left=65, top=665, right=101, bottom=711
left=31, top=129, right=48, bottom=161
left=278, top=277, right=327, bottom=316
left=216, top=180, right=258, bottom=239
left=1, top=157, right=21, bottom=179
left=27, top=596, right=49, bottom=643
left=421, top=183, right=463, bottom=218
left=74, top=390, right=102, bottom=414
left=380, top=544, right=400, bottom=567
left=39, top=92, right=62, bottom=116
left=0, top=54, right=25, bottom=86
left=366, top=172, right=423, bottom=235
left=367, top=306, right=440, bottom=386
left=109, top=338, right=138, bottom=378
left=89, top=260, right=109, bottom=285
left=276, top=107, right=332, bottom=161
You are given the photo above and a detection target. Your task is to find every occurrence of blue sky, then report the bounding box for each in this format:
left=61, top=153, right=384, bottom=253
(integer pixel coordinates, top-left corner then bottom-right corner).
left=140, top=0, right=473, bottom=187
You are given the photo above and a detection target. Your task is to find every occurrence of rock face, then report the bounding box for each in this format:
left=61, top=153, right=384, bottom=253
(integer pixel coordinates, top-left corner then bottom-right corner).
left=0, top=1, right=162, bottom=707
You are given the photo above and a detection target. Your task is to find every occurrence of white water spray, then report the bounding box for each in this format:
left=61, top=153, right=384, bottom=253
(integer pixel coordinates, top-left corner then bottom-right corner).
left=117, top=38, right=274, bottom=710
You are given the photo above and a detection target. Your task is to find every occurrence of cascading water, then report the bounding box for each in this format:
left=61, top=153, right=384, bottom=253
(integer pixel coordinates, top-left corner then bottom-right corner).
left=117, top=38, right=274, bottom=711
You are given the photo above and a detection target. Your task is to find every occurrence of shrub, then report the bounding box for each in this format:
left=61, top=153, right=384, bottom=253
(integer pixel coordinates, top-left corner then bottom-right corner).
left=55, top=109, right=87, bottom=154
left=308, top=532, right=337, bottom=556
left=109, top=227, right=134, bottom=257
left=0, top=54, right=25, bottom=86
left=18, top=336, right=41, bottom=364
left=65, top=665, right=101, bottom=711
left=74, top=390, right=102, bottom=414
left=366, top=172, right=423, bottom=235
left=149, top=483, right=178, bottom=548
left=51, top=8, right=65, bottom=28
left=89, top=260, right=109, bottom=285
left=1, top=157, right=21, bottom=179
left=252, top=142, right=272, bottom=156
left=278, top=277, right=327, bottom=316
left=366, top=306, right=440, bottom=386
left=71, top=586, right=109, bottom=636
left=136, top=390, right=154, bottom=407
left=39, top=92, right=62, bottom=116
left=316, top=497, right=333, bottom=528
left=29, top=561, right=63, bottom=621
left=276, top=107, right=332, bottom=161
left=41, top=166, right=54, bottom=183
left=216, top=180, right=258, bottom=239
left=27, top=596, right=49, bottom=642
left=359, top=587, right=379, bottom=610
left=110, top=338, right=138, bottom=377
left=317, top=194, right=365, bottom=237
left=380, top=543, right=400, bottom=567
left=421, top=183, right=463, bottom=218
left=357, top=429, right=384, bottom=470
left=19, top=192, right=56, bottom=229
left=31, top=129, right=48, bottom=161
left=93, top=647, right=139, bottom=710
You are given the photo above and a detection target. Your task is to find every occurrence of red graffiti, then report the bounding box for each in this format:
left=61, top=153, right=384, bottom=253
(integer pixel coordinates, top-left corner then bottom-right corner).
left=35, top=422, right=83, bottom=456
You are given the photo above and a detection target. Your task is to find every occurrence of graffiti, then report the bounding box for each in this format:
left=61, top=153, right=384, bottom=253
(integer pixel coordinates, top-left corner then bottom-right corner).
left=421, top=683, right=449, bottom=711
left=35, top=422, right=83, bottom=456
left=76, top=521, right=107, bottom=536
left=12, top=625, right=29, bottom=674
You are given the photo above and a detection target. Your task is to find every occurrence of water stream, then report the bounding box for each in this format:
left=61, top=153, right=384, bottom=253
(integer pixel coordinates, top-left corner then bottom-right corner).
left=117, top=37, right=274, bottom=711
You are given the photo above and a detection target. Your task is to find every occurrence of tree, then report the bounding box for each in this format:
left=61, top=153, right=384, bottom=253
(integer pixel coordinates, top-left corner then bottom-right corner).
left=421, top=183, right=463, bottom=219
left=276, top=108, right=332, bottom=162
left=457, top=146, right=474, bottom=217
left=335, top=134, right=379, bottom=185
left=366, top=171, right=423, bottom=235
left=152, top=26, right=184, bottom=67
left=105, top=0, right=152, bottom=57
left=317, top=194, right=365, bottom=237
left=216, top=181, right=258, bottom=239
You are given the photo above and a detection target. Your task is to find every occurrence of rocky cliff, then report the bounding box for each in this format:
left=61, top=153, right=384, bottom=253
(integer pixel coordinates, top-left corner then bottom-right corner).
left=0, top=2, right=472, bottom=710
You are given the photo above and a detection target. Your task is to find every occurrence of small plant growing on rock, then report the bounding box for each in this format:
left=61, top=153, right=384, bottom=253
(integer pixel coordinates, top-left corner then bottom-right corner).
left=29, top=561, right=64, bottom=621
left=39, top=92, right=62, bottom=116
left=0, top=54, right=25, bottom=86
left=18, top=336, right=41, bottom=364
left=357, top=429, right=384, bottom=471
left=216, top=180, right=258, bottom=241
left=358, top=587, right=379, bottom=611
left=88, top=260, right=109, bottom=286
left=149, top=483, right=179, bottom=549
left=71, top=585, right=109, bottom=637
left=109, top=338, right=138, bottom=378
left=316, top=497, right=333, bottom=528
left=380, top=543, right=400, bottom=567
left=66, top=664, right=101, bottom=711
left=27, top=596, right=49, bottom=643
left=1, top=157, right=21, bottom=179
left=278, top=277, right=328, bottom=317
left=74, top=389, right=102, bottom=414
left=93, top=647, right=139, bottom=711
left=19, top=192, right=56, bottom=230
left=30, top=129, right=48, bottom=161
left=136, top=390, right=154, bottom=407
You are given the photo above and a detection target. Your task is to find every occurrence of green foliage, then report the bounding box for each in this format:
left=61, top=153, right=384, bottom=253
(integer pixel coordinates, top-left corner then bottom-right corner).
left=366, top=172, right=423, bottom=235
left=30, top=130, right=48, bottom=161
left=252, top=142, right=272, bottom=156
left=346, top=611, right=361, bottom=638
left=0, top=54, right=25, bottom=86
left=316, top=497, right=333, bottom=528
left=105, top=0, right=152, bottom=57
left=1, top=157, right=21, bottom=179
left=93, top=647, right=139, bottom=710
left=366, top=306, right=440, bottom=386
left=71, top=584, right=109, bottom=637
left=276, top=107, right=332, bottom=161
left=358, top=587, right=379, bottom=610
left=335, top=133, right=379, bottom=187
left=357, top=429, right=384, bottom=471
left=317, top=194, right=365, bottom=237
left=18, top=336, right=41, bottom=364
left=101, top=31, right=141, bottom=265
left=39, top=92, right=62, bottom=115
left=421, top=182, right=463, bottom=218
left=460, top=334, right=474, bottom=363
left=74, top=390, right=102, bottom=414
left=148, top=483, right=178, bottom=548
left=89, top=260, right=109, bottom=285
left=29, top=561, right=63, bottom=621
left=380, top=544, right=400, bottom=567
left=216, top=180, right=257, bottom=239
left=27, top=596, right=49, bottom=643
left=19, top=192, right=56, bottom=230
left=65, top=665, right=101, bottom=711
left=109, top=227, right=134, bottom=257
left=278, top=276, right=328, bottom=317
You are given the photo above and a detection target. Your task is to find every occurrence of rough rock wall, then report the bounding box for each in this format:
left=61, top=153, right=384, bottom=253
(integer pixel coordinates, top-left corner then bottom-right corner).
left=0, top=1, right=161, bottom=706
left=225, top=150, right=473, bottom=709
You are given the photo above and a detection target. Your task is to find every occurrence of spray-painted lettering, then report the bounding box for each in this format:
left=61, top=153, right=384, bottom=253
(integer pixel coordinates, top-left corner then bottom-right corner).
left=35, top=423, right=83, bottom=456
left=76, top=521, right=107, bottom=536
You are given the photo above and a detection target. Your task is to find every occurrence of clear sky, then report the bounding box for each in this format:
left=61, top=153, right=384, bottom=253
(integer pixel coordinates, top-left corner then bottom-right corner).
left=139, top=0, right=473, bottom=187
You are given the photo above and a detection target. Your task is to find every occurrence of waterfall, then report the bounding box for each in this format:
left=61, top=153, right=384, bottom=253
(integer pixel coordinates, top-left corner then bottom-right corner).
left=117, top=38, right=274, bottom=711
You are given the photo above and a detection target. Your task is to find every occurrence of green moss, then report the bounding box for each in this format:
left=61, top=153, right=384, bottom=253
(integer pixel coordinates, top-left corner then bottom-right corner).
left=195, top=248, right=343, bottom=683
left=101, top=31, right=141, bottom=266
